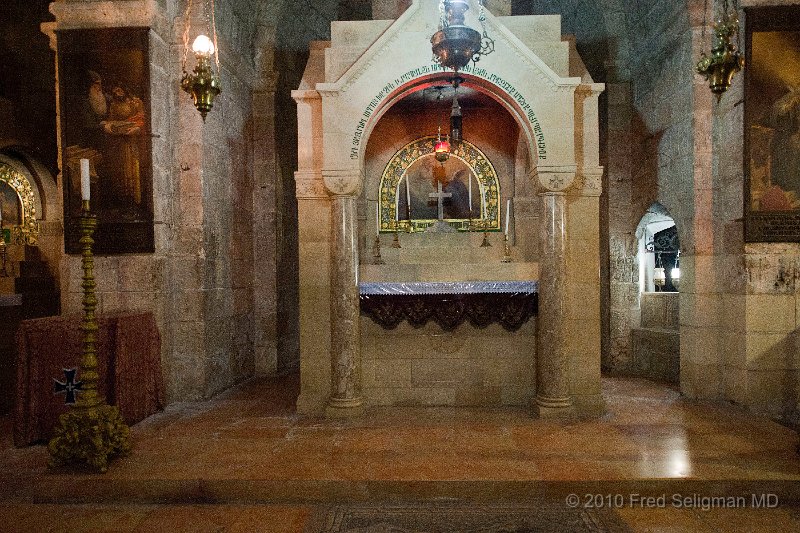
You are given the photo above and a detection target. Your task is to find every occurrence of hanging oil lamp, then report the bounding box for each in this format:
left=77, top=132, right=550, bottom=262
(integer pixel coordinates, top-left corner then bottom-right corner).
left=434, top=126, right=451, bottom=163
left=432, top=1, right=493, bottom=144
left=696, top=0, right=744, bottom=100
left=181, top=0, right=222, bottom=120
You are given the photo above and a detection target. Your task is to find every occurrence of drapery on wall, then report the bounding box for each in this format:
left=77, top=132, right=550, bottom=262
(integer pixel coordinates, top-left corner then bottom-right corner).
left=14, top=312, right=163, bottom=447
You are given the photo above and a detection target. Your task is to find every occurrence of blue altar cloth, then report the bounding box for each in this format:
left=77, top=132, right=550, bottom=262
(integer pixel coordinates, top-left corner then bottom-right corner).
left=359, top=281, right=538, bottom=296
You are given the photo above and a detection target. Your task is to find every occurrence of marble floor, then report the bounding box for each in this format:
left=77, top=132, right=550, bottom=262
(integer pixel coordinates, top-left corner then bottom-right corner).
left=1, top=375, right=799, bottom=531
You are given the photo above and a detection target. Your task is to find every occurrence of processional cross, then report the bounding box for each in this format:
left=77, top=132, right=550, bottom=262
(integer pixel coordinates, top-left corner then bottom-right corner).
left=428, top=180, right=453, bottom=221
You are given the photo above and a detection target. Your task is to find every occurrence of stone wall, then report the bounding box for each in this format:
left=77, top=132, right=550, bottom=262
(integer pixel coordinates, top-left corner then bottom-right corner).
left=362, top=319, right=536, bottom=406
left=0, top=2, right=58, bottom=174
left=711, top=0, right=800, bottom=417
left=50, top=0, right=264, bottom=401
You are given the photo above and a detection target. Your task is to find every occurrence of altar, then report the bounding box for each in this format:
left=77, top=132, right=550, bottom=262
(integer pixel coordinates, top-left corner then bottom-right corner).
left=293, top=2, right=604, bottom=417
left=359, top=279, right=538, bottom=406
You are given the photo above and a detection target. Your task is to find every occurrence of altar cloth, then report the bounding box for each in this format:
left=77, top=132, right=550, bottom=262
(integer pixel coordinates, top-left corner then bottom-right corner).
left=359, top=281, right=538, bottom=296
left=359, top=281, right=538, bottom=331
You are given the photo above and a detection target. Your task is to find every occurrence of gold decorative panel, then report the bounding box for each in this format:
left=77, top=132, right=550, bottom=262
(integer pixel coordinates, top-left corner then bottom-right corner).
left=0, top=162, right=39, bottom=245
left=378, top=136, right=500, bottom=233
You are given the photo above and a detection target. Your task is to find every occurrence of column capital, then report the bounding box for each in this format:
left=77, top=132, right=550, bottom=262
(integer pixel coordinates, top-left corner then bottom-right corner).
left=323, top=169, right=362, bottom=197
left=294, top=170, right=328, bottom=200
left=570, top=166, right=604, bottom=197
left=531, top=164, right=577, bottom=194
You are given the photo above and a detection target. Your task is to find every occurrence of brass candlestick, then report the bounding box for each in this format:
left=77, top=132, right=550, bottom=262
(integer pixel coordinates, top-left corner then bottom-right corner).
left=480, top=220, right=491, bottom=247
left=501, top=233, right=512, bottom=263
left=372, top=234, right=385, bottom=265
left=49, top=200, right=131, bottom=472
left=391, top=221, right=402, bottom=248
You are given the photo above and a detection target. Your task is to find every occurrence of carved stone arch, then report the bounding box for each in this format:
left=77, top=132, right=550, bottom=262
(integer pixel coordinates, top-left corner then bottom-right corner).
left=355, top=72, right=545, bottom=181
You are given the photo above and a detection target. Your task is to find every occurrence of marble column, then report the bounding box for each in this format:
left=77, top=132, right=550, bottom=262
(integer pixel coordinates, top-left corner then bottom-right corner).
left=536, top=192, right=574, bottom=416
left=326, top=193, right=364, bottom=417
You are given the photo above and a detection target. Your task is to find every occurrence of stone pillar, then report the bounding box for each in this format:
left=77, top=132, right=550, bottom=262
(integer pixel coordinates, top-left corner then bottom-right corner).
left=326, top=191, right=364, bottom=418
left=252, top=73, right=279, bottom=376
left=535, top=191, right=574, bottom=416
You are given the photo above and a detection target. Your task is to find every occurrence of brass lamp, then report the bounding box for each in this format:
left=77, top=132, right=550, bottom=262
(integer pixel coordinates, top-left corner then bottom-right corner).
left=431, top=0, right=493, bottom=72
left=431, top=2, right=493, bottom=147
left=181, top=35, right=221, bottom=121
left=696, top=0, right=744, bottom=99
left=180, top=0, right=222, bottom=121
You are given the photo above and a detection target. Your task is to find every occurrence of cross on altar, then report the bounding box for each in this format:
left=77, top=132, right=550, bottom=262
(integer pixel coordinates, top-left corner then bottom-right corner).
left=428, top=180, right=453, bottom=221
left=53, top=368, right=83, bottom=405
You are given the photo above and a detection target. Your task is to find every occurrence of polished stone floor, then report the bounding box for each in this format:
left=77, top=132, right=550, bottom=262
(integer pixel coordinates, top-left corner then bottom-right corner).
left=1, top=374, right=799, bottom=531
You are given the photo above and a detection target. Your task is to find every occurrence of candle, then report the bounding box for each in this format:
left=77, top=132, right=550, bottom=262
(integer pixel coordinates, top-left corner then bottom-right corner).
left=405, top=175, right=411, bottom=217
left=376, top=203, right=380, bottom=233
left=80, top=159, right=91, bottom=201
left=505, top=199, right=511, bottom=235
left=468, top=174, right=472, bottom=215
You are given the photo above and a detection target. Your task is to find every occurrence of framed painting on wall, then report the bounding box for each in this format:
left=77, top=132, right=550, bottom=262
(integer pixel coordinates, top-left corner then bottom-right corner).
left=58, top=28, right=154, bottom=254
left=745, top=7, right=800, bottom=242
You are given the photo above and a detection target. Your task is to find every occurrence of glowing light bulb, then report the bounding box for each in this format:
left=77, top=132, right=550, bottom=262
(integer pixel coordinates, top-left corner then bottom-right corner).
left=192, top=34, right=215, bottom=56
left=671, top=267, right=681, bottom=280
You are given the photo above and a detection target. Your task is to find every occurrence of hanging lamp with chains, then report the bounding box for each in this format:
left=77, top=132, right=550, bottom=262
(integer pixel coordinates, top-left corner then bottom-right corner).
left=180, top=0, right=222, bottom=121
left=696, top=0, right=745, bottom=100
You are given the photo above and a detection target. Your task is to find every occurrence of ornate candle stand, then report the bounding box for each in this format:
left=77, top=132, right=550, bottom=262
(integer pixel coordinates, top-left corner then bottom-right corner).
left=501, top=234, right=512, bottom=263
left=48, top=201, right=131, bottom=472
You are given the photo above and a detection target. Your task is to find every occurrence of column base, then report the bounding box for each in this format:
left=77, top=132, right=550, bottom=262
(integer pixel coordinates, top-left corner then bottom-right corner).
left=325, top=397, right=365, bottom=419
left=534, top=395, right=576, bottom=419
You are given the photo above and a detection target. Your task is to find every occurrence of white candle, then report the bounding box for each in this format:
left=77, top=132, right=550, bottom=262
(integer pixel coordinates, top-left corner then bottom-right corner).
left=376, top=203, right=380, bottom=233
left=80, top=159, right=91, bottom=201
left=468, top=174, right=472, bottom=214
left=405, top=175, right=411, bottom=217
left=505, top=199, right=511, bottom=235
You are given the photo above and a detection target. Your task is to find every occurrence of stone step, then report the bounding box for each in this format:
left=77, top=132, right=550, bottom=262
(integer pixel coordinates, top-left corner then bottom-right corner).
left=17, top=260, right=50, bottom=279
left=28, top=478, right=800, bottom=506
left=360, top=262, right=539, bottom=283
left=3, top=244, right=41, bottom=263
left=630, top=327, right=680, bottom=384
left=640, top=292, right=679, bottom=330
left=15, top=276, right=55, bottom=293
left=375, top=231, right=512, bottom=264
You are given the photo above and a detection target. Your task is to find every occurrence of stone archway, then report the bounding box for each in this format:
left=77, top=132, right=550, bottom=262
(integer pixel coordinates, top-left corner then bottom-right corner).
left=293, top=0, right=605, bottom=417
left=625, top=202, right=682, bottom=384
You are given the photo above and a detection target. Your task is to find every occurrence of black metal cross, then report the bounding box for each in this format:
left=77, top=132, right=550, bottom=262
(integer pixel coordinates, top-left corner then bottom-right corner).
left=53, top=368, right=83, bottom=405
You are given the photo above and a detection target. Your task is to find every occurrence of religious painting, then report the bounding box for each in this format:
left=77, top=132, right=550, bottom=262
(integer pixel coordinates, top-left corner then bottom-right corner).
left=745, top=7, right=800, bottom=242
left=379, top=137, right=500, bottom=233
left=398, top=154, right=477, bottom=220
left=57, top=28, right=154, bottom=254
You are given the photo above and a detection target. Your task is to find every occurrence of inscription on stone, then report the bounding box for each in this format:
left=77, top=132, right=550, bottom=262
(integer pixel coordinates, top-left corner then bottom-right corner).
left=350, top=64, right=548, bottom=161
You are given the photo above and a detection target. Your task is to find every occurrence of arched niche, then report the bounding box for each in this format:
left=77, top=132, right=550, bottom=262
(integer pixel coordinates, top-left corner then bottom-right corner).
left=0, top=159, right=41, bottom=244
left=378, top=136, right=501, bottom=232
left=636, top=203, right=681, bottom=294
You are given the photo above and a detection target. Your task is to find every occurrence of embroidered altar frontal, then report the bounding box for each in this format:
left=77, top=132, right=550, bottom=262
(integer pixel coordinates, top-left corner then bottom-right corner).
left=360, top=281, right=538, bottom=332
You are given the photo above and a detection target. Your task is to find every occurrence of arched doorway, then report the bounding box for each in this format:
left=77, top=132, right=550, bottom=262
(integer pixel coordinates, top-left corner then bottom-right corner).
left=629, top=203, right=681, bottom=384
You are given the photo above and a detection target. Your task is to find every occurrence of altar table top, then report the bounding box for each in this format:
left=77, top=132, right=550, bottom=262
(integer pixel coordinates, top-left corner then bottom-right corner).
left=359, top=281, right=538, bottom=296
